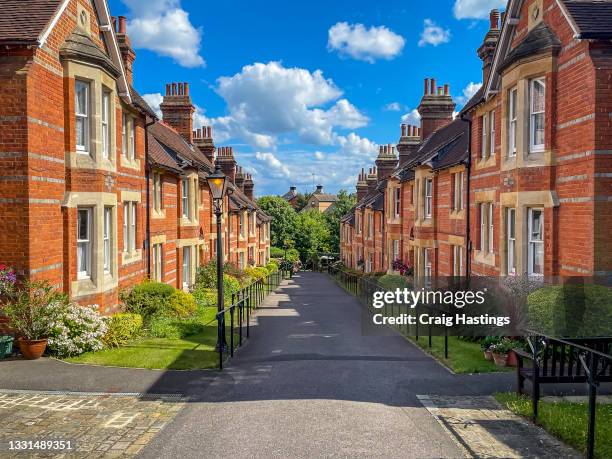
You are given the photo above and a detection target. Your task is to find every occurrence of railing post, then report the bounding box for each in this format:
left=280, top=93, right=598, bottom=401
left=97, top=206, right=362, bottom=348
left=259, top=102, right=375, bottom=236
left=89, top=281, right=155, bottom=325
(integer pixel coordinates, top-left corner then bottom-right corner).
left=586, top=354, right=598, bottom=459
left=230, top=305, right=234, bottom=357
left=218, top=313, right=224, bottom=370
left=237, top=292, right=243, bottom=347
left=246, top=287, right=250, bottom=338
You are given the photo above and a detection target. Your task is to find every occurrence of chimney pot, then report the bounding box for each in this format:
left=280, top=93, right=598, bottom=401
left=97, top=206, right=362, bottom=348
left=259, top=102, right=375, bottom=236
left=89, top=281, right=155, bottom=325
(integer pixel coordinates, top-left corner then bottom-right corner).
left=490, top=9, right=500, bottom=30
left=383, top=145, right=388, bottom=155
left=112, top=16, right=117, bottom=32
left=444, top=84, right=449, bottom=95
left=430, top=78, right=436, bottom=95
left=424, top=78, right=429, bottom=95
left=171, top=83, right=177, bottom=95
left=192, top=130, right=197, bottom=139
left=401, top=124, right=407, bottom=136
left=118, top=16, right=127, bottom=34
left=184, top=82, right=189, bottom=96
left=165, top=84, right=171, bottom=95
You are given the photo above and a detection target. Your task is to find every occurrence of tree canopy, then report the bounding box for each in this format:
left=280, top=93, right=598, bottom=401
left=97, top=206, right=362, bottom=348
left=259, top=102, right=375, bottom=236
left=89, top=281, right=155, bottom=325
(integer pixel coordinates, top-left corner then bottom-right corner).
left=256, top=196, right=297, bottom=248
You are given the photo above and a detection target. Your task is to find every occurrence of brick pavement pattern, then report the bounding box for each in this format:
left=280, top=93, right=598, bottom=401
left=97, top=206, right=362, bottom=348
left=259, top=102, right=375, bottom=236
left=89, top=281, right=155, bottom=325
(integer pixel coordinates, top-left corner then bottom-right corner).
left=0, top=390, right=185, bottom=458
left=417, top=395, right=580, bottom=458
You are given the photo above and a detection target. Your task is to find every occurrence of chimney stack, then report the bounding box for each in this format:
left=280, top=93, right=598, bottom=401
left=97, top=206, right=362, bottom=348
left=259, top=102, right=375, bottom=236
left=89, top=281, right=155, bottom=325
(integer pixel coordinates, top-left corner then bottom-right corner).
left=375, top=143, right=398, bottom=181
left=243, top=173, right=254, bottom=201
left=356, top=168, right=368, bottom=201
left=366, top=167, right=378, bottom=192
left=478, top=9, right=501, bottom=83
left=418, top=78, right=455, bottom=140
left=235, top=166, right=245, bottom=192
left=215, top=146, right=237, bottom=183
left=114, top=16, right=136, bottom=85
left=397, top=124, right=422, bottom=167
left=160, top=82, right=195, bottom=144
left=193, top=125, right=215, bottom=163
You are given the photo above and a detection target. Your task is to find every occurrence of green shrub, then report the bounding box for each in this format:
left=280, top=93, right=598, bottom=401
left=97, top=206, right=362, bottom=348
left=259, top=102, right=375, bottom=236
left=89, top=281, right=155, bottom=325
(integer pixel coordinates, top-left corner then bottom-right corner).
left=192, top=287, right=217, bottom=309
left=148, top=315, right=204, bottom=339
left=266, top=261, right=279, bottom=273
left=377, top=274, right=408, bottom=291
left=270, top=247, right=284, bottom=258
left=103, top=313, right=143, bottom=347
left=167, top=291, right=197, bottom=318
left=285, top=248, right=300, bottom=262
left=528, top=284, right=612, bottom=337
left=195, top=261, right=250, bottom=288
left=120, top=281, right=175, bottom=320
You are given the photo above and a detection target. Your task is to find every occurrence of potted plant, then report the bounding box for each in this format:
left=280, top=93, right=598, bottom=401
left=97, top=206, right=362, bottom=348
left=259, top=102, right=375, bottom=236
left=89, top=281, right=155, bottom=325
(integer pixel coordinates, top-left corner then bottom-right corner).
left=504, top=339, right=525, bottom=367
left=481, top=336, right=500, bottom=361
left=490, top=338, right=513, bottom=366
left=2, top=281, right=56, bottom=360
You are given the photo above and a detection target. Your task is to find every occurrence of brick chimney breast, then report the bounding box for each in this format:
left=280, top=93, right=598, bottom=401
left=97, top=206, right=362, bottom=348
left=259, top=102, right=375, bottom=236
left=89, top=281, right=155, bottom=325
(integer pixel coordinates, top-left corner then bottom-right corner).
left=478, top=9, right=501, bottom=83
left=114, top=16, right=136, bottom=85
left=375, top=142, right=398, bottom=181
left=243, top=173, right=254, bottom=200
left=193, top=125, right=215, bottom=163
left=366, top=167, right=378, bottom=192
left=356, top=168, right=368, bottom=201
left=160, top=82, right=195, bottom=144
left=418, top=78, right=456, bottom=140
left=216, top=146, right=237, bottom=183
left=397, top=124, right=421, bottom=167
left=235, top=166, right=245, bottom=192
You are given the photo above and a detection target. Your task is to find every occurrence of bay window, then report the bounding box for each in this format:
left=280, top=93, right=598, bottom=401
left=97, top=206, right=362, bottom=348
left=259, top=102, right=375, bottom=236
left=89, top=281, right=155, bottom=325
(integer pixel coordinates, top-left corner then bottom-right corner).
left=77, top=208, right=92, bottom=278
left=508, top=87, right=517, bottom=156
left=528, top=208, right=544, bottom=275
left=507, top=208, right=516, bottom=275
left=529, top=78, right=545, bottom=152
left=75, top=80, right=90, bottom=153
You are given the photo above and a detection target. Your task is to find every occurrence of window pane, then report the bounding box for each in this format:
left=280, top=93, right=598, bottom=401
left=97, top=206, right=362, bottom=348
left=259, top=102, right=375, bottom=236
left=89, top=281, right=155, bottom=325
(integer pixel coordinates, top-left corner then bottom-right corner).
left=78, top=209, right=89, bottom=240
left=531, top=209, right=543, bottom=241
left=75, top=81, right=88, bottom=116
left=534, top=113, right=545, bottom=146
left=532, top=80, right=545, bottom=113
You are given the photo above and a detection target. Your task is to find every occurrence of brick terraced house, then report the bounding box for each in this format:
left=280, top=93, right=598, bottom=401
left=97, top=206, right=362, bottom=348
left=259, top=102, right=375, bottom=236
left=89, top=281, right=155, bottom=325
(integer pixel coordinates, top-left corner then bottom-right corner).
left=0, top=0, right=270, bottom=314
left=341, top=0, right=612, bottom=280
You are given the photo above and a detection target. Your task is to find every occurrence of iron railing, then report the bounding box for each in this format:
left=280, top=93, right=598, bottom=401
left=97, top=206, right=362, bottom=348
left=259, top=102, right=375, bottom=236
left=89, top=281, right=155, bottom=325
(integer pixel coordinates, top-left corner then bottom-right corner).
left=215, top=269, right=287, bottom=370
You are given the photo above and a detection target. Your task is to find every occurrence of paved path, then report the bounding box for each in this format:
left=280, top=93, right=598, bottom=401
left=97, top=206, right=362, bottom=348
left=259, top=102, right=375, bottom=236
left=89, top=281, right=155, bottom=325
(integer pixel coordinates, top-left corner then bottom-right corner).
left=138, top=272, right=513, bottom=459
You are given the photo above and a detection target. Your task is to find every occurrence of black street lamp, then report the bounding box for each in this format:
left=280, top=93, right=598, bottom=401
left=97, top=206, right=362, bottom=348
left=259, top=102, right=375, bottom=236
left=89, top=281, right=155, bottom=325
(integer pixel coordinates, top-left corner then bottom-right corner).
left=206, top=164, right=228, bottom=352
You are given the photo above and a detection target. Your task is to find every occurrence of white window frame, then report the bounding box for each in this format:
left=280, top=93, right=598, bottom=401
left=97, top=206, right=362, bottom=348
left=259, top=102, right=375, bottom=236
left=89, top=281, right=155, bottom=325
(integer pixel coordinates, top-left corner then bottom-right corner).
left=481, top=114, right=487, bottom=159
left=102, top=89, right=111, bottom=159
left=182, top=246, right=191, bottom=289
left=181, top=178, right=190, bottom=219
left=75, top=80, right=90, bottom=153
left=508, top=87, right=517, bottom=157
left=368, top=213, right=373, bottom=239
left=480, top=202, right=487, bottom=252
left=507, top=208, right=516, bottom=275
left=152, top=243, right=163, bottom=282
left=103, top=207, right=111, bottom=273
left=123, top=203, right=129, bottom=252
left=488, top=203, right=494, bottom=253
left=122, top=113, right=128, bottom=158
left=424, top=248, right=432, bottom=277
left=393, top=240, right=400, bottom=262
left=77, top=208, right=92, bottom=279
left=454, top=172, right=464, bottom=211
left=528, top=208, right=544, bottom=276
left=130, top=202, right=137, bottom=252
left=424, top=178, right=433, bottom=218
left=129, top=116, right=135, bottom=160
left=529, top=78, right=546, bottom=153
left=489, top=110, right=495, bottom=156
left=393, top=187, right=401, bottom=219
left=153, top=172, right=162, bottom=211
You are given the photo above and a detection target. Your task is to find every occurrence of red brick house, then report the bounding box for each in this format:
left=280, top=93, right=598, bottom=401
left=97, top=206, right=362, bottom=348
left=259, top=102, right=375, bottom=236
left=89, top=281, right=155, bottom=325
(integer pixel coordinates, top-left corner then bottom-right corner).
left=341, top=0, right=612, bottom=281
left=0, top=0, right=270, bottom=314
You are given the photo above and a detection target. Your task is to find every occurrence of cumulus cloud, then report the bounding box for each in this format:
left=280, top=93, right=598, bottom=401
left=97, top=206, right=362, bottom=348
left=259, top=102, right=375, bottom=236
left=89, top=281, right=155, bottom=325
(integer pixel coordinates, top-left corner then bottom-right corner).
left=418, top=19, right=451, bottom=47
left=123, top=0, right=204, bottom=67
left=453, top=0, right=506, bottom=20
left=215, top=61, right=368, bottom=147
left=455, top=81, right=482, bottom=105
left=255, top=152, right=291, bottom=178
left=401, top=109, right=421, bottom=126
left=384, top=102, right=403, bottom=112
left=314, top=151, right=325, bottom=160
left=327, top=22, right=405, bottom=63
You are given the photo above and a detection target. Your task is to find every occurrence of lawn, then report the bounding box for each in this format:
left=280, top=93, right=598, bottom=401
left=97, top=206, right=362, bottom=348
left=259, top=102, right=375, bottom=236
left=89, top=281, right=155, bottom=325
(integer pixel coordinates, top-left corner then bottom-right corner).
left=495, top=392, right=612, bottom=459
left=408, top=335, right=511, bottom=374
left=66, top=307, right=241, bottom=370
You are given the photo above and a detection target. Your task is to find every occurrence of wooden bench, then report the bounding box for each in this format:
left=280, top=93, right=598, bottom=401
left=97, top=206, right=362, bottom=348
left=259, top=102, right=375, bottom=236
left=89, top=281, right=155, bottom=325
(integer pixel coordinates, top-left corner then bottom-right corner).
left=515, top=337, right=612, bottom=411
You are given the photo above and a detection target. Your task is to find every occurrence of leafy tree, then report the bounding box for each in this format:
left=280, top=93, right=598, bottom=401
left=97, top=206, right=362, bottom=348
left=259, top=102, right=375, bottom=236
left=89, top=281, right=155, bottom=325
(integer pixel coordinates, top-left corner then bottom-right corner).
left=294, top=209, right=331, bottom=261
left=257, top=196, right=297, bottom=248
left=324, top=189, right=356, bottom=253
left=293, top=192, right=312, bottom=212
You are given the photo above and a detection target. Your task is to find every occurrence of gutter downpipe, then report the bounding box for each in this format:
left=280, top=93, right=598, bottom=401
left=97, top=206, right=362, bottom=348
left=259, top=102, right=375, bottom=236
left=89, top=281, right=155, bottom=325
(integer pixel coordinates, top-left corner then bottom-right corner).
left=460, top=111, right=472, bottom=279
left=145, top=116, right=156, bottom=278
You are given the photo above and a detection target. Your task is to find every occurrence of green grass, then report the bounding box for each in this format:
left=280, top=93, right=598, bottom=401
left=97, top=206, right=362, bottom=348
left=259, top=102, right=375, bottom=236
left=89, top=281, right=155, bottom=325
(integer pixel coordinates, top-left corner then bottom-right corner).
left=495, top=392, right=612, bottom=459
left=408, top=335, right=511, bottom=374
left=66, top=307, right=240, bottom=370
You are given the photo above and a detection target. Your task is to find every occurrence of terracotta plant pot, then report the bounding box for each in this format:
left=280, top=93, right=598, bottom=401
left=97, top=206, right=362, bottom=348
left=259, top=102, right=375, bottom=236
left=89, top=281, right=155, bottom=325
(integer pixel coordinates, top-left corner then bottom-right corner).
left=484, top=350, right=493, bottom=361
left=493, top=352, right=508, bottom=367
left=17, top=338, right=47, bottom=360
left=506, top=350, right=518, bottom=367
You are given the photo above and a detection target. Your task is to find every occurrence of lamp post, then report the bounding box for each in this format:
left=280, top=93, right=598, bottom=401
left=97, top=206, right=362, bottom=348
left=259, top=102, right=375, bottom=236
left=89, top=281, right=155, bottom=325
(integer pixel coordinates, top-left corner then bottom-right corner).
left=206, top=164, right=228, bottom=352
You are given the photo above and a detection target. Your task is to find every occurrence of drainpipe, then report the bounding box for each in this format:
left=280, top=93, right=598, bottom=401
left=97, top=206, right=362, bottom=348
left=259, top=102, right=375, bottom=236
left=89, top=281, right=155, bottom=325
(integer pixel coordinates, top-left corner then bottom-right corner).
left=145, top=116, right=156, bottom=278
left=461, top=112, right=472, bottom=278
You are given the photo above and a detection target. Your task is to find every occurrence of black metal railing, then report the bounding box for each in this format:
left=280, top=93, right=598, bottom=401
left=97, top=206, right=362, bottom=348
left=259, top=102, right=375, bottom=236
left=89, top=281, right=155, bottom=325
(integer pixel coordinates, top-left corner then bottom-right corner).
left=215, top=269, right=288, bottom=370
left=327, top=265, right=451, bottom=358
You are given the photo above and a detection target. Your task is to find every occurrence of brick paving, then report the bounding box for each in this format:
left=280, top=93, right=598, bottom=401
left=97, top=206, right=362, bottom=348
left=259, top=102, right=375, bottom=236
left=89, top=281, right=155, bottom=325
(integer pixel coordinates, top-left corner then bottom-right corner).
left=0, top=390, right=185, bottom=458
left=417, top=395, right=580, bottom=458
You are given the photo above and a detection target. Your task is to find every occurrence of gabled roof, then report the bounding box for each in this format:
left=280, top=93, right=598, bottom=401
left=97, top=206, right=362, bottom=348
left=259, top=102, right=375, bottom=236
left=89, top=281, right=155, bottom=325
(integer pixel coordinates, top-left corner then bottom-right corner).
left=281, top=188, right=297, bottom=200
left=499, top=22, right=561, bottom=72
left=561, top=0, right=612, bottom=39
left=313, top=193, right=338, bottom=203
left=149, top=136, right=182, bottom=172
left=0, top=0, right=62, bottom=44
left=149, top=122, right=213, bottom=172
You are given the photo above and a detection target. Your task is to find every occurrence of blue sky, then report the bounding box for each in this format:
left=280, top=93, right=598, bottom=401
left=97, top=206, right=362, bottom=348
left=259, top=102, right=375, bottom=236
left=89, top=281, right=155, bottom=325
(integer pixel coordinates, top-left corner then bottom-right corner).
left=109, top=0, right=505, bottom=196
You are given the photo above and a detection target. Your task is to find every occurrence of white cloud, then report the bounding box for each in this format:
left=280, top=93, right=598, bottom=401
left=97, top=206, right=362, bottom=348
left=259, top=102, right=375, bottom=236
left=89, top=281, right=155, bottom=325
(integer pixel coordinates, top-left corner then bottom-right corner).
left=384, top=102, right=403, bottom=112
left=455, top=81, right=482, bottom=105
left=215, top=61, right=368, bottom=147
left=314, top=151, right=325, bottom=160
left=123, top=0, right=204, bottom=67
left=142, top=92, right=163, bottom=118
left=401, top=109, right=421, bottom=125
left=453, top=0, right=506, bottom=20
left=327, top=22, right=405, bottom=63
left=255, top=152, right=291, bottom=178
left=337, top=132, right=378, bottom=158
left=418, top=19, right=451, bottom=47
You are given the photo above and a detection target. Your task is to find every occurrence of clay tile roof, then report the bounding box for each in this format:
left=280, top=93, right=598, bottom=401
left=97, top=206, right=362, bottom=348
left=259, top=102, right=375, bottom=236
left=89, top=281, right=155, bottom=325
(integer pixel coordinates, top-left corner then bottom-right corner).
left=314, top=193, right=338, bottom=202
left=563, top=0, right=612, bottom=39
left=149, top=122, right=213, bottom=171
left=130, top=87, right=158, bottom=119
left=0, top=0, right=62, bottom=44
left=500, top=22, right=561, bottom=72
left=148, top=136, right=181, bottom=172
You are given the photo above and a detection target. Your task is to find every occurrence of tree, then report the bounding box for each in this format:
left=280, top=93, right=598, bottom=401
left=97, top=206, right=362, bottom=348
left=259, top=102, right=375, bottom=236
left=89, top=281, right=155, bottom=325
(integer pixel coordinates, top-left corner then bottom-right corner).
left=256, top=196, right=297, bottom=248
left=324, top=189, right=356, bottom=253
left=293, top=209, right=331, bottom=262
left=293, top=192, right=312, bottom=212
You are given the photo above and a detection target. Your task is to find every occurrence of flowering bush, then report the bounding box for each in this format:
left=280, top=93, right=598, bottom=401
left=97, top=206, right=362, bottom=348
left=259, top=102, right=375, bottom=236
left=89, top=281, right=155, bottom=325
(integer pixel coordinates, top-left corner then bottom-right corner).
left=2, top=280, right=59, bottom=339
left=47, top=302, right=107, bottom=357
left=0, top=264, right=17, bottom=298
left=392, top=259, right=413, bottom=276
